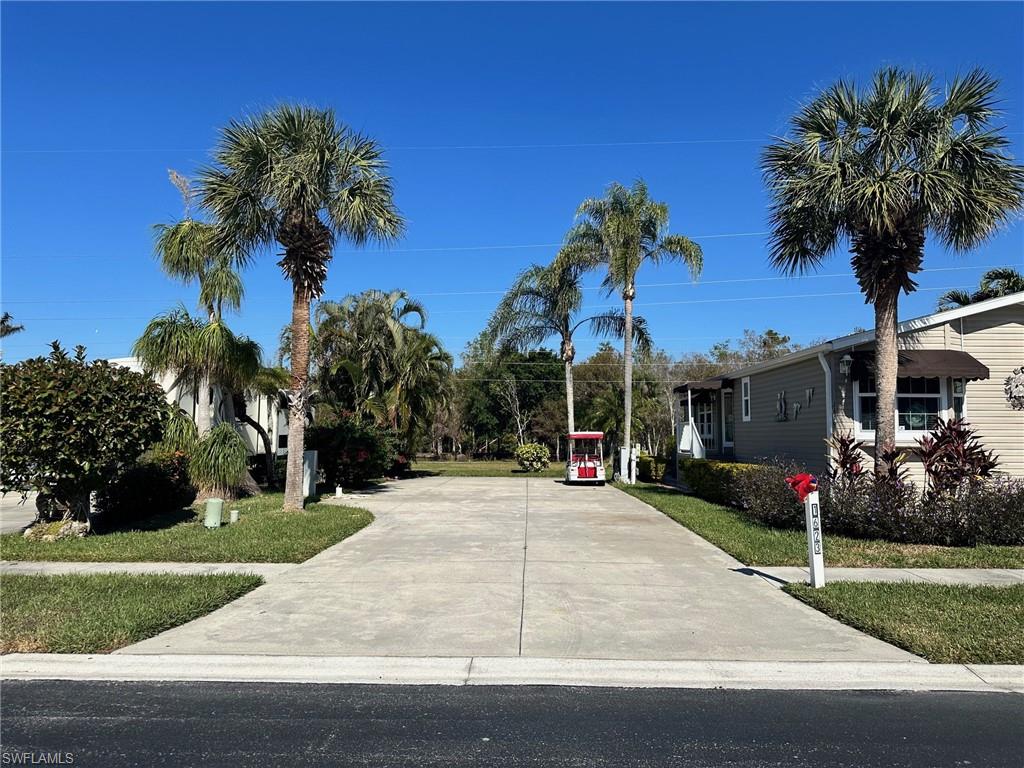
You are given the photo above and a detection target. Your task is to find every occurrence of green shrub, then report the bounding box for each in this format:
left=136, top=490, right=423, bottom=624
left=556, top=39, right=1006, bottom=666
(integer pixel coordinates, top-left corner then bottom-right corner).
left=679, top=458, right=763, bottom=506
left=514, top=443, right=550, bottom=472
left=637, top=454, right=668, bottom=483
left=95, top=450, right=196, bottom=531
left=731, top=459, right=806, bottom=528
left=0, top=343, right=168, bottom=522
left=306, top=416, right=398, bottom=488
left=188, top=424, right=249, bottom=499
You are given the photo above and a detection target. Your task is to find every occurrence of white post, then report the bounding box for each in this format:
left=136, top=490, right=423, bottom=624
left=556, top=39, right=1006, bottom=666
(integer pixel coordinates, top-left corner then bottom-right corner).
left=804, top=490, right=825, bottom=588
left=686, top=389, right=694, bottom=454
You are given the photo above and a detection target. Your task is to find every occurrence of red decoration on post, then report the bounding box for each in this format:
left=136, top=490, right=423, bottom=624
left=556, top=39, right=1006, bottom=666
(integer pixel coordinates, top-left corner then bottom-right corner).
left=785, top=473, right=818, bottom=502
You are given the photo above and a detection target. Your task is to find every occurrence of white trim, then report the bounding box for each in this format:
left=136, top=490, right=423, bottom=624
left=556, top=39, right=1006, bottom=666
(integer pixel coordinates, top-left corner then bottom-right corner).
left=817, top=352, right=833, bottom=443
left=852, top=375, right=949, bottom=442
left=740, top=377, right=751, bottom=422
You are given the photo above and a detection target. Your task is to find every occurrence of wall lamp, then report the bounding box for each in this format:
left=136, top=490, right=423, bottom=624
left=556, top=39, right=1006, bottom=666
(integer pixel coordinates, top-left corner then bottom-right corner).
left=839, top=353, right=854, bottom=379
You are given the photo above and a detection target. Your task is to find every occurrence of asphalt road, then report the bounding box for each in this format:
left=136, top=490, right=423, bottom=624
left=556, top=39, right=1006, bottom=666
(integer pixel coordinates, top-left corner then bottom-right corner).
left=2, top=682, right=1021, bottom=767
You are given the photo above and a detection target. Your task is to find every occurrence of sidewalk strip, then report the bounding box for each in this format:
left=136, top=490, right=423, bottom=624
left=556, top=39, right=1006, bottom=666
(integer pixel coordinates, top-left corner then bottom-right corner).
left=2, top=654, right=1020, bottom=693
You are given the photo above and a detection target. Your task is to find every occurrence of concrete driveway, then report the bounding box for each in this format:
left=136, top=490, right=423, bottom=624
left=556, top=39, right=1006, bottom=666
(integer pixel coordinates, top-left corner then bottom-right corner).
left=123, top=477, right=915, bottom=661
left=0, top=492, right=36, bottom=535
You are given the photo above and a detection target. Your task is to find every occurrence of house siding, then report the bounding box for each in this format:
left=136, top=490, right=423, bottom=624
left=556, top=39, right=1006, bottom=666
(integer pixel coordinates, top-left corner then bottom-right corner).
left=832, top=303, right=1023, bottom=480
left=731, top=357, right=829, bottom=473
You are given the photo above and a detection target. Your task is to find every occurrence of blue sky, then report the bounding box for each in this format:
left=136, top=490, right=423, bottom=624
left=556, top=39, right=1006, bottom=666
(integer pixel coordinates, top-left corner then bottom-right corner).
left=2, top=1, right=1022, bottom=365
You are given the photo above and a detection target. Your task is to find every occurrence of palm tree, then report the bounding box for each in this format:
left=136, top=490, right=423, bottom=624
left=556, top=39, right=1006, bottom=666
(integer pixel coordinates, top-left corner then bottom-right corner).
left=486, top=256, right=651, bottom=435
left=0, top=313, right=24, bottom=339
left=565, top=180, right=702, bottom=456
left=938, top=267, right=1024, bottom=309
left=314, top=289, right=451, bottom=452
left=198, top=106, right=404, bottom=510
left=153, top=169, right=246, bottom=435
left=763, top=68, right=1024, bottom=467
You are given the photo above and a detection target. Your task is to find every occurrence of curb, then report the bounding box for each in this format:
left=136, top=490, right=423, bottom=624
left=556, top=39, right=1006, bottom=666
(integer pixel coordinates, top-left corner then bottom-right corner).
left=2, top=655, right=1021, bottom=693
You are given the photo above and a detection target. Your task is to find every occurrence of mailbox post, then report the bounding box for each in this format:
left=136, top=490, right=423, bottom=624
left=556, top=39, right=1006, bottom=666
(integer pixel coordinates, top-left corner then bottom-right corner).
left=787, top=473, right=825, bottom=588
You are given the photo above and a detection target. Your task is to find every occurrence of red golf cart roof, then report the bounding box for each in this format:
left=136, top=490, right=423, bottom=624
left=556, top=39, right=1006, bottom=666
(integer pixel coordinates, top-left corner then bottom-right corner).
left=568, top=431, right=604, bottom=439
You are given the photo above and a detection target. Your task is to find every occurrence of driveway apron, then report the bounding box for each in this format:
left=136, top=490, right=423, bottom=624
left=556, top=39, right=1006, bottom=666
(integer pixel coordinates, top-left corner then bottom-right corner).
left=122, top=477, right=916, bottom=661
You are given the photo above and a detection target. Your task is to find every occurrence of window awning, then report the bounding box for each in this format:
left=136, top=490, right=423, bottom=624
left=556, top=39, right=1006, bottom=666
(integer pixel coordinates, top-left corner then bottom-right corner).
left=850, top=350, right=989, bottom=381
left=672, top=379, right=724, bottom=394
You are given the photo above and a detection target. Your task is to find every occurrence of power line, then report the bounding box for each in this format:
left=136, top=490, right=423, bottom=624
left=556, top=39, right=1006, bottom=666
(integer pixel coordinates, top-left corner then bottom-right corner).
left=4, top=283, right=973, bottom=320
left=3, top=263, right=1015, bottom=306
left=0, top=229, right=772, bottom=262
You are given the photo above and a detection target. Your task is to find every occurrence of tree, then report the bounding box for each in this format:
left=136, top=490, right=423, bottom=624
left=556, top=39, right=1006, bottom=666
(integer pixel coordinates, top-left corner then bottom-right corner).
left=566, top=180, right=703, bottom=455
left=0, top=313, right=24, bottom=339
left=763, top=68, right=1024, bottom=468
left=486, top=256, right=650, bottom=436
left=0, top=344, right=167, bottom=528
left=132, top=306, right=262, bottom=497
left=198, top=106, right=404, bottom=510
left=313, top=289, right=451, bottom=453
left=938, top=267, right=1024, bottom=309
left=151, top=169, right=247, bottom=436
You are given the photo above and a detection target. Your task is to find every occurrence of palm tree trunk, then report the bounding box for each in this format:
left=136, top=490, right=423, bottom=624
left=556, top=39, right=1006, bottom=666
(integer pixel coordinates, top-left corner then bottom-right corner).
left=564, top=361, right=575, bottom=434
left=284, top=286, right=311, bottom=511
left=622, top=289, right=635, bottom=452
left=240, top=410, right=275, bottom=484
left=873, top=286, right=900, bottom=470
left=196, top=375, right=212, bottom=437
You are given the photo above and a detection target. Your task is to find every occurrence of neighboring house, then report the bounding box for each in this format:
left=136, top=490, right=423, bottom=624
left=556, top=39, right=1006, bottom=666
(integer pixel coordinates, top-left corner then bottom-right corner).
left=674, top=292, right=1024, bottom=480
left=108, top=357, right=289, bottom=458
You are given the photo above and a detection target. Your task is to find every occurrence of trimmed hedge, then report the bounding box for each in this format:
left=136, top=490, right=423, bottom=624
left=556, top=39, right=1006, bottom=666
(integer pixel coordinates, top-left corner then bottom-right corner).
left=637, top=454, right=669, bottom=483
left=514, top=443, right=550, bottom=472
left=678, top=458, right=763, bottom=506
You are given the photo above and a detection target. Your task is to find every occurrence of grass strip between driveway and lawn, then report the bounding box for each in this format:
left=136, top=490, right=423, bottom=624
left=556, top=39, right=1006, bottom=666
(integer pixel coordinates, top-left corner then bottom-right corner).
left=411, top=460, right=563, bottom=478
left=621, top=482, right=1024, bottom=569
left=785, top=582, right=1024, bottom=664
left=1, top=572, right=263, bottom=654
left=0, top=493, right=372, bottom=563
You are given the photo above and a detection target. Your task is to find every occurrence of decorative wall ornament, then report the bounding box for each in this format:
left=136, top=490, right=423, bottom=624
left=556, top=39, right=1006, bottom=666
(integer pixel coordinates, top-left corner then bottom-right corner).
left=792, top=402, right=802, bottom=420
left=1006, top=366, right=1024, bottom=411
left=776, top=390, right=788, bottom=421
left=805, top=387, right=814, bottom=406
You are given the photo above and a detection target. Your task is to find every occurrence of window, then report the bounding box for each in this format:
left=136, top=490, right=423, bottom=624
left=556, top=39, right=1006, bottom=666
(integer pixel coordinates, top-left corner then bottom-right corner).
left=722, top=391, right=735, bottom=445
left=741, top=377, right=751, bottom=422
left=855, top=376, right=945, bottom=436
left=952, top=378, right=966, bottom=420
left=277, top=434, right=288, bottom=449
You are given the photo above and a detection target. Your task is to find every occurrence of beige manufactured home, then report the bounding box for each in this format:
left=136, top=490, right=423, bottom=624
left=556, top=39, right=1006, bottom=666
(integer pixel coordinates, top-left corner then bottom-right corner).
left=674, top=292, right=1024, bottom=480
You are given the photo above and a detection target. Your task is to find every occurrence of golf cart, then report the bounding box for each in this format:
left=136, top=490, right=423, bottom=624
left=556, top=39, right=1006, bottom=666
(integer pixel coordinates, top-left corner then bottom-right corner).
left=565, top=431, right=606, bottom=485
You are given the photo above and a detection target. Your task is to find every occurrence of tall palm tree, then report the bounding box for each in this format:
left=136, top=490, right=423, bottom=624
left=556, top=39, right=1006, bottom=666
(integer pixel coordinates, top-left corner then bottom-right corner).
left=486, top=256, right=651, bottom=435
left=153, top=169, right=246, bottom=435
left=565, top=180, right=702, bottom=455
left=198, top=106, right=404, bottom=510
left=938, top=267, right=1024, bottom=309
left=763, top=68, right=1024, bottom=466
left=0, top=313, right=24, bottom=339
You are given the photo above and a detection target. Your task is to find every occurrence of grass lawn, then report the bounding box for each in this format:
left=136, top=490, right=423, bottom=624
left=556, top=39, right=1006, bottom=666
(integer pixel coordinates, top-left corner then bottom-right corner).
left=1, top=572, right=262, bottom=653
left=621, top=482, right=1024, bottom=569
left=411, top=460, right=563, bottom=478
left=785, top=582, right=1024, bottom=664
left=0, top=493, right=372, bottom=563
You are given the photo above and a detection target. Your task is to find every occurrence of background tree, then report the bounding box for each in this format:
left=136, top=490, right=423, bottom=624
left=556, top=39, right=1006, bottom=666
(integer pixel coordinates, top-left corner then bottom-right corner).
left=566, top=180, right=703, bottom=457
left=199, top=105, right=404, bottom=510
left=486, top=255, right=650, bottom=435
left=0, top=344, right=167, bottom=529
left=763, top=67, right=1024, bottom=468
left=0, top=313, right=24, bottom=339
left=938, top=267, right=1024, bottom=309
